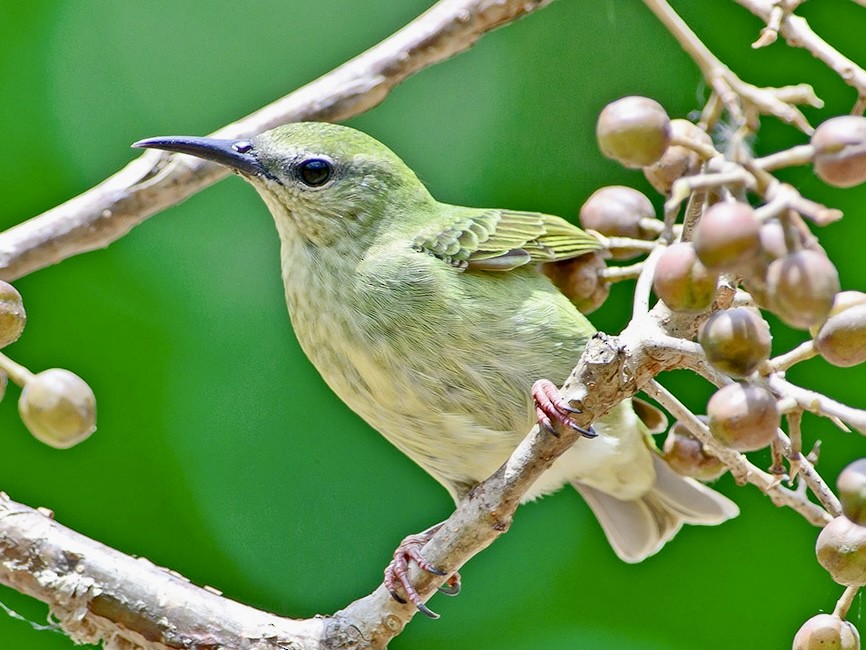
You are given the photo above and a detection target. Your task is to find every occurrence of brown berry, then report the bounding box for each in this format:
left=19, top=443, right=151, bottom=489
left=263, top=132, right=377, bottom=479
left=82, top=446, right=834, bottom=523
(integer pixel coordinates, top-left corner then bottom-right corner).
left=707, top=383, right=779, bottom=452
left=693, top=202, right=761, bottom=271
left=812, top=115, right=866, bottom=188
left=596, top=96, right=671, bottom=169
left=662, top=420, right=727, bottom=482
left=0, top=281, right=26, bottom=348
left=766, top=249, right=839, bottom=330
left=743, top=220, right=825, bottom=309
left=19, top=368, right=96, bottom=449
left=838, top=459, right=866, bottom=526
left=816, top=516, right=866, bottom=586
left=699, top=307, right=772, bottom=378
left=815, top=294, right=866, bottom=367
left=541, top=251, right=610, bottom=314
left=643, top=119, right=714, bottom=194
left=578, top=186, right=657, bottom=260
left=653, top=243, right=718, bottom=313
left=793, top=614, right=860, bottom=650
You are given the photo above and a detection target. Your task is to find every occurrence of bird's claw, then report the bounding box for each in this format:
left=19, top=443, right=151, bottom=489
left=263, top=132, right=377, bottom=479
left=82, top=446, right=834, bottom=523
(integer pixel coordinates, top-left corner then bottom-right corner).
left=532, top=379, right=596, bottom=438
left=384, top=526, right=461, bottom=619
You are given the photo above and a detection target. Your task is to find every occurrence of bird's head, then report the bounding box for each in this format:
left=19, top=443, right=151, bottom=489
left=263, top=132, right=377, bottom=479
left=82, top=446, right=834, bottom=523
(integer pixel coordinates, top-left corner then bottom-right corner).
left=134, top=122, right=434, bottom=247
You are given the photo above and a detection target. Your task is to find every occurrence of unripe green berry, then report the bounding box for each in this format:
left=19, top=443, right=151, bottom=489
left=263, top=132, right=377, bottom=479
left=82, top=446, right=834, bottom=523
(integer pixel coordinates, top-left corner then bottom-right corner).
left=19, top=368, right=96, bottom=449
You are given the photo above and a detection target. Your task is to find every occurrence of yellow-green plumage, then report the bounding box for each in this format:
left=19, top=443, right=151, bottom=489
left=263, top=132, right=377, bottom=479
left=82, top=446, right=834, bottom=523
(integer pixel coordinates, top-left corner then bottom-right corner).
left=135, top=122, right=737, bottom=562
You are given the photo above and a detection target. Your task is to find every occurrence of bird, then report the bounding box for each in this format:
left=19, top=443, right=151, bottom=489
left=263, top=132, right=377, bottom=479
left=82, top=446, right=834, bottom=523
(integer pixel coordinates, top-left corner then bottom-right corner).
left=134, top=122, right=738, bottom=616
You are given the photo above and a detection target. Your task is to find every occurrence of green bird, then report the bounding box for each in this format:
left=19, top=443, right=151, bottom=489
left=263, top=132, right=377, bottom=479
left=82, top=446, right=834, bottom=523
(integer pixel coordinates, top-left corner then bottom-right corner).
left=134, top=123, right=737, bottom=615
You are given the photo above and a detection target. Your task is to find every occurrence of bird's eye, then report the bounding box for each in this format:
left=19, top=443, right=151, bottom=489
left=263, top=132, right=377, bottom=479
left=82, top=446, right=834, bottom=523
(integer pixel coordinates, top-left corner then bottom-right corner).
left=296, top=158, right=333, bottom=187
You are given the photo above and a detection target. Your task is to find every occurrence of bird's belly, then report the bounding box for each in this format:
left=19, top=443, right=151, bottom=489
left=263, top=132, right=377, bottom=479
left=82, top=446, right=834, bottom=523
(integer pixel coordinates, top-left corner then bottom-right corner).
left=306, top=332, right=531, bottom=499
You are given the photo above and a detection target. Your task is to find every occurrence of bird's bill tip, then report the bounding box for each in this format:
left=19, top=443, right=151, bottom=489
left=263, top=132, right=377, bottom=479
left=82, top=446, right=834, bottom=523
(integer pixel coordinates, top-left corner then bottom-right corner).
left=130, top=135, right=264, bottom=176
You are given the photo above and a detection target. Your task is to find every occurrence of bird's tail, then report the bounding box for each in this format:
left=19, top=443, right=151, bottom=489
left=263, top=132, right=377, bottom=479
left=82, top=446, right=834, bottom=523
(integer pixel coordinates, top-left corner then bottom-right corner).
left=572, top=454, right=738, bottom=563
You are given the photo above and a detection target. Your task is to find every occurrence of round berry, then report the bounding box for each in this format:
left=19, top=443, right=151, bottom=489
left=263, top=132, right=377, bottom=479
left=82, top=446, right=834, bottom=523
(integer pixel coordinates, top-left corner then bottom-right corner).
left=596, top=96, right=671, bottom=169
left=707, top=383, right=779, bottom=452
left=541, top=252, right=610, bottom=314
left=812, top=115, right=866, bottom=188
left=0, top=281, right=26, bottom=348
left=838, top=459, right=866, bottom=526
left=699, top=307, right=772, bottom=378
left=18, top=368, right=96, bottom=449
left=793, top=614, right=860, bottom=650
left=766, top=249, right=839, bottom=330
left=816, top=516, right=866, bottom=586
left=653, top=243, right=718, bottom=313
left=815, top=293, right=866, bottom=367
left=693, top=202, right=761, bottom=271
left=643, top=119, right=714, bottom=194
left=662, top=420, right=727, bottom=481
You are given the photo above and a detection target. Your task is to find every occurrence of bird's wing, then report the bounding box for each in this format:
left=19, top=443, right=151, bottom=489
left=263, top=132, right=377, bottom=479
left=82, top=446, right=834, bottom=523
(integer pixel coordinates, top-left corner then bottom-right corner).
left=412, top=208, right=603, bottom=272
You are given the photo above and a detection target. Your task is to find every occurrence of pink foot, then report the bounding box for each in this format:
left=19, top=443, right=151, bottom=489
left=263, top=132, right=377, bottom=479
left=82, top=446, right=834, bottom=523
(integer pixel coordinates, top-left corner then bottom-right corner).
left=384, top=524, right=461, bottom=619
left=532, top=379, right=596, bottom=438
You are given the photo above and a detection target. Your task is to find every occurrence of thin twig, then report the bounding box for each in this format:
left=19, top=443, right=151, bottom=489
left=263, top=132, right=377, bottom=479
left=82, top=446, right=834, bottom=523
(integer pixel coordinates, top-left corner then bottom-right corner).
left=644, top=380, right=831, bottom=526
left=769, top=375, right=866, bottom=435
left=642, top=0, right=821, bottom=132
left=834, top=585, right=861, bottom=620
left=734, top=0, right=866, bottom=105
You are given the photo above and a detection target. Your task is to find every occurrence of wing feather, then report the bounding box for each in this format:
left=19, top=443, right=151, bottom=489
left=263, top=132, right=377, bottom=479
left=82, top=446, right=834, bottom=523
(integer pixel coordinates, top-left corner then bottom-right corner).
left=412, top=208, right=602, bottom=271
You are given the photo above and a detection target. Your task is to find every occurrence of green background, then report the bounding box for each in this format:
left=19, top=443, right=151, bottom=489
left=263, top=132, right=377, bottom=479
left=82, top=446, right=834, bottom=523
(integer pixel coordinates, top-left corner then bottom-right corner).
left=2, top=1, right=866, bottom=648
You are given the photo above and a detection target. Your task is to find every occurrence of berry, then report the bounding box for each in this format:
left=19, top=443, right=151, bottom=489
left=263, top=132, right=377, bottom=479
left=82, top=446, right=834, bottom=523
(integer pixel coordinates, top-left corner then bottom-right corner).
left=0, top=281, right=26, bottom=348
left=643, top=119, right=714, bottom=194
left=816, top=516, right=866, bottom=587
left=653, top=243, right=718, bottom=313
left=766, top=249, right=839, bottom=330
left=18, top=368, right=96, bottom=449
left=541, top=252, right=610, bottom=314
left=596, top=96, right=671, bottom=169
left=812, top=115, right=866, bottom=188
left=707, top=383, right=779, bottom=451
left=693, top=202, right=761, bottom=271
left=699, top=307, right=771, bottom=378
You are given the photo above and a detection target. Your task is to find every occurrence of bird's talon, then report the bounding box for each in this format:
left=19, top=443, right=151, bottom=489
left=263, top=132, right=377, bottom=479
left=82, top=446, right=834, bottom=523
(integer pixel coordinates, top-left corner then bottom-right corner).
left=580, top=425, right=598, bottom=439
left=384, top=524, right=455, bottom=618
left=388, top=588, right=407, bottom=604
left=438, top=575, right=461, bottom=596
left=532, top=379, right=592, bottom=438
left=416, top=602, right=440, bottom=619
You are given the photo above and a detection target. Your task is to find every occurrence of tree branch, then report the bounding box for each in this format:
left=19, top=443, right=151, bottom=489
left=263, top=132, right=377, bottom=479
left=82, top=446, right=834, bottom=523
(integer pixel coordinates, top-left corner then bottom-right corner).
left=0, top=0, right=552, bottom=282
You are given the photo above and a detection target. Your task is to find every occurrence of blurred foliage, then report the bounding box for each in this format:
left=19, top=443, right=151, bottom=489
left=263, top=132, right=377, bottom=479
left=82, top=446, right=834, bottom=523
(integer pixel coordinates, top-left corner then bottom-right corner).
left=1, top=1, right=866, bottom=648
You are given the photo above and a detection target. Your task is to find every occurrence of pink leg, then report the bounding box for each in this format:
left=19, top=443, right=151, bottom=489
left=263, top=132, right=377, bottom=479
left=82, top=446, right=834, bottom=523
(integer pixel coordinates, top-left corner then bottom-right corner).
left=384, top=524, right=461, bottom=619
left=532, top=379, right=596, bottom=438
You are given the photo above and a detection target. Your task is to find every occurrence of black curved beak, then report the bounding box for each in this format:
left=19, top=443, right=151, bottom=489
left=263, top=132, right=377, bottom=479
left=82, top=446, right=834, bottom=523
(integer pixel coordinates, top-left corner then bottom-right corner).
left=132, top=136, right=266, bottom=177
